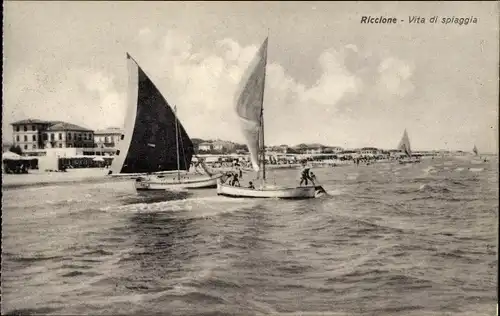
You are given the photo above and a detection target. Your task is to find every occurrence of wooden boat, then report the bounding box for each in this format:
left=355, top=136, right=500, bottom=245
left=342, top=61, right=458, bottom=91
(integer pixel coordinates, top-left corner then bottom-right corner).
left=216, top=37, right=325, bottom=199
left=217, top=182, right=325, bottom=199
left=108, top=53, right=224, bottom=190
left=397, top=129, right=420, bottom=164
left=136, top=174, right=221, bottom=191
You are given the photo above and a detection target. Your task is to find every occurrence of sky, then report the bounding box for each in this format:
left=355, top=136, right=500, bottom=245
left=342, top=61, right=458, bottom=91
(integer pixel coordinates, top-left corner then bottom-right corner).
left=3, top=1, right=498, bottom=152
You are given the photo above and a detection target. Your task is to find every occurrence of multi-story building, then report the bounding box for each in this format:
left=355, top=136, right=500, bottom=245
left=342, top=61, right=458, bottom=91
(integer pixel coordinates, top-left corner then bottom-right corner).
left=11, top=119, right=94, bottom=155
left=94, top=127, right=123, bottom=155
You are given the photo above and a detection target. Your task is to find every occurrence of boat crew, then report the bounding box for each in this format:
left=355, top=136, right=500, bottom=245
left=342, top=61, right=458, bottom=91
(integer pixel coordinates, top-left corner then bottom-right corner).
left=299, top=163, right=312, bottom=186
left=231, top=172, right=240, bottom=187
left=309, top=172, right=317, bottom=185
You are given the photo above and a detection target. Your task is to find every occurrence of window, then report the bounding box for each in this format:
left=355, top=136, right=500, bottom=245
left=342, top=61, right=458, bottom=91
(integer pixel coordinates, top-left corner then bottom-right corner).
left=116, top=150, right=120, bottom=155
left=59, top=144, right=62, bottom=148
left=43, top=133, right=48, bottom=140
left=78, top=133, right=82, bottom=141
left=32, top=135, right=37, bottom=141
left=15, top=126, right=19, bottom=132
left=68, top=133, right=72, bottom=140
left=24, top=145, right=28, bottom=150
left=16, top=135, right=20, bottom=142
left=24, top=135, right=28, bottom=142
left=105, top=136, right=109, bottom=143
left=50, top=133, right=55, bottom=141
left=33, top=144, right=37, bottom=149
left=23, top=125, right=28, bottom=132
left=58, top=133, right=62, bottom=140
left=32, top=125, right=36, bottom=131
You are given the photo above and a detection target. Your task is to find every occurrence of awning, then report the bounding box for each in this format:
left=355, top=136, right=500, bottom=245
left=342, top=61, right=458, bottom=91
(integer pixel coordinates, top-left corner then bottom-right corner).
left=2, top=151, right=22, bottom=160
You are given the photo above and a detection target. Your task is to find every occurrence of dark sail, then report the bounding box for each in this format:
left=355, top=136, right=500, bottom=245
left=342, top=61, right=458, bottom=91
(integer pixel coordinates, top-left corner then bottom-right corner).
left=111, top=54, right=194, bottom=174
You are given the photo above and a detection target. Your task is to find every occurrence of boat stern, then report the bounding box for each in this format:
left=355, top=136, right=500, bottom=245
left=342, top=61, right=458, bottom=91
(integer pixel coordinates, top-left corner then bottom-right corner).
left=314, top=185, right=327, bottom=197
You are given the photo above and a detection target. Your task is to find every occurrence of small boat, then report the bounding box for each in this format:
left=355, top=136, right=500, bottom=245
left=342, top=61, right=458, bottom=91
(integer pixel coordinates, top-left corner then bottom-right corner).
left=135, top=174, right=221, bottom=191
left=217, top=183, right=325, bottom=199
left=471, top=144, right=488, bottom=163
left=397, top=129, right=420, bottom=164
left=109, top=53, right=225, bottom=190
left=216, top=37, right=325, bottom=199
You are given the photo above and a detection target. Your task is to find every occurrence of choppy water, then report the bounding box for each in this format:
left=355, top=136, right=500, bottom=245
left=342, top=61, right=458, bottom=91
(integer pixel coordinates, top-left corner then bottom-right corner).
left=2, top=157, right=498, bottom=316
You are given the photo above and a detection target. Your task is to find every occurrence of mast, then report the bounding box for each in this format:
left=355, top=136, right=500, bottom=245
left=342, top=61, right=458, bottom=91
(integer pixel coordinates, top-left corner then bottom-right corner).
left=175, top=105, right=180, bottom=181
left=260, top=33, right=269, bottom=181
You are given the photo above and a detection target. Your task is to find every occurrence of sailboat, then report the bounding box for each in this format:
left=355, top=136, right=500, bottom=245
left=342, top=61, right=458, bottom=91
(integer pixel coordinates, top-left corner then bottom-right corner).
left=473, top=145, right=478, bottom=156
left=216, top=37, right=325, bottom=199
left=109, top=53, right=226, bottom=191
left=471, top=144, right=488, bottom=163
left=397, top=129, right=420, bottom=164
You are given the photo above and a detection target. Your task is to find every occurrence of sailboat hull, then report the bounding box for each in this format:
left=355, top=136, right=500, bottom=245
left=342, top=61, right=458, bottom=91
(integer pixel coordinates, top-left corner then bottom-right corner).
left=135, top=174, right=224, bottom=191
left=216, top=181, right=324, bottom=199
left=108, top=170, right=191, bottom=179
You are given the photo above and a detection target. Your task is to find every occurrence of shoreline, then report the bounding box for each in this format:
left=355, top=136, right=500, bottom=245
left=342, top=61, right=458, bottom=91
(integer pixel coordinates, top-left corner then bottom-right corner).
left=2, top=168, right=112, bottom=189
left=2, top=157, right=451, bottom=189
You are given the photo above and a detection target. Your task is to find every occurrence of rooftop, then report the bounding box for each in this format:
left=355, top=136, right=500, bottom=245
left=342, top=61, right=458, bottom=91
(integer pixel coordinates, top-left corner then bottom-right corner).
left=11, top=119, right=53, bottom=125
left=47, top=122, right=93, bottom=132
left=94, top=127, right=123, bottom=135
left=11, top=119, right=93, bottom=132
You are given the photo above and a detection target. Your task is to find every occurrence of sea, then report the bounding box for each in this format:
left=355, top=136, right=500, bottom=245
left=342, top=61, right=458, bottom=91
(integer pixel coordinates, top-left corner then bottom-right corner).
left=2, top=156, right=498, bottom=316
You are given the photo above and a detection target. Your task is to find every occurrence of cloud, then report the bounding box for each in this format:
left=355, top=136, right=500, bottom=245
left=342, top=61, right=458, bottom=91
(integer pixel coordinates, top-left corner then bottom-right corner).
left=3, top=29, right=417, bottom=149
left=2, top=65, right=126, bottom=143
left=126, top=30, right=388, bottom=146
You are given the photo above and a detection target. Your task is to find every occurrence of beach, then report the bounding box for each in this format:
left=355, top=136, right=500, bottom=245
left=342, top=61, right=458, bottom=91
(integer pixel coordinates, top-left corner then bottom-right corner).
left=2, top=168, right=111, bottom=189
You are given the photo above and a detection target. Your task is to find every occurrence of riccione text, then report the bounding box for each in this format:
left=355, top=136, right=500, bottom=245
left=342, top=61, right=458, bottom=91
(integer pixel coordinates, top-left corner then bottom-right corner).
left=360, top=15, right=479, bottom=26
left=360, top=16, right=398, bottom=24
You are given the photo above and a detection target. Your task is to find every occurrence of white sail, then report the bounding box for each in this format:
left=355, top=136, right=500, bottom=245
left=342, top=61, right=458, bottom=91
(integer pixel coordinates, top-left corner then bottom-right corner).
left=397, top=129, right=412, bottom=157
left=473, top=145, right=478, bottom=156
left=234, top=38, right=268, bottom=172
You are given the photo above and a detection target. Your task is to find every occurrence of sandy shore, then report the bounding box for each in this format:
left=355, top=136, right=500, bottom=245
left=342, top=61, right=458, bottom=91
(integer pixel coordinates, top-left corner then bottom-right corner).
left=2, top=168, right=111, bottom=189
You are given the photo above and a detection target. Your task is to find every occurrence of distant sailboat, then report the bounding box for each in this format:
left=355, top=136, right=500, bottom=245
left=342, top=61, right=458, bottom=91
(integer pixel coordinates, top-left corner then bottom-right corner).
left=109, top=53, right=224, bottom=190
left=471, top=144, right=488, bottom=163
left=397, top=129, right=420, bottom=164
left=216, top=37, right=325, bottom=199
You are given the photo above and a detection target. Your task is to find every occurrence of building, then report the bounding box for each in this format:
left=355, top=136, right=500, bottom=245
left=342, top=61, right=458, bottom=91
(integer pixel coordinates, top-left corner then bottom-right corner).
left=324, top=146, right=344, bottom=154
left=198, top=142, right=213, bottom=151
left=212, top=140, right=236, bottom=152
left=94, top=127, right=123, bottom=155
left=11, top=119, right=94, bottom=156
left=3, top=143, right=13, bottom=153
left=278, top=145, right=289, bottom=153
left=360, top=147, right=379, bottom=156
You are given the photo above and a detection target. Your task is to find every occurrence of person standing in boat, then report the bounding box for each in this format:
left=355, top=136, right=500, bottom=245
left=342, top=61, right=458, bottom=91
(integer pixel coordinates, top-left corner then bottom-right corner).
left=299, top=163, right=312, bottom=186
left=309, top=172, right=317, bottom=185
left=231, top=172, right=240, bottom=187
